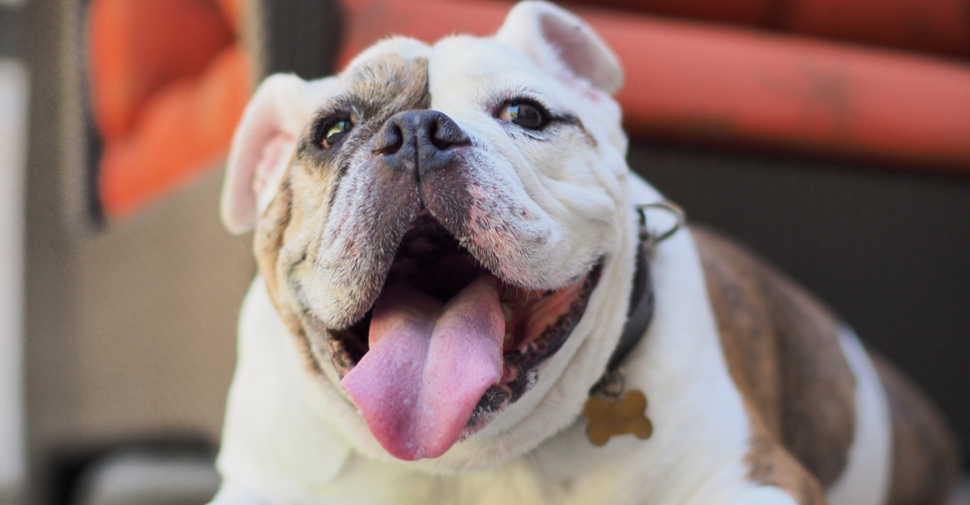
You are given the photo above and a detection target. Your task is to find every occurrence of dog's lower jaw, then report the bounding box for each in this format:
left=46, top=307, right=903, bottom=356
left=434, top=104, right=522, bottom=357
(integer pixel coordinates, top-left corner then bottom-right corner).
left=298, top=261, right=603, bottom=462
left=277, top=209, right=609, bottom=461
left=330, top=250, right=629, bottom=472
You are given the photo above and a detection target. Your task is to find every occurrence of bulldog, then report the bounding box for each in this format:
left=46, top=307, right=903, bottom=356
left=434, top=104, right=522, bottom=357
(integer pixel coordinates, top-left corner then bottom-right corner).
left=211, top=2, right=959, bottom=504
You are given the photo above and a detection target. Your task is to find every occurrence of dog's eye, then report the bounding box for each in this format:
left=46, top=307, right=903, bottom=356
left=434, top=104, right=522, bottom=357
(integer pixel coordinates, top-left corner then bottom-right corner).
left=503, top=102, right=549, bottom=130
left=320, top=119, right=353, bottom=149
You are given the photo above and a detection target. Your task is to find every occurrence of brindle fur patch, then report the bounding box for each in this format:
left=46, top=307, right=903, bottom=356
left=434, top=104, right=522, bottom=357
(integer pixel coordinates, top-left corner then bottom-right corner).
left=254, top=53, right=432, bottom=374
left=692, top=226, right=856, bottom=501
left=871, top=353, right=959, bottom=505
left=745, top=418, right=827, bottom=505
left=296, top=55, right=432, bottom=178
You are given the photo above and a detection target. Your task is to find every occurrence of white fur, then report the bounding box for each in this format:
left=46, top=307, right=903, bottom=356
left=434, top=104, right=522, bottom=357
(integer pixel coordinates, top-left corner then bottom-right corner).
left=213, top=2, right=891, bottom=504
left=495, top=1, right=623, bottom=95
left=725, top=487, right=800, bottom=505
left=827, top=328, right=893, bottom=505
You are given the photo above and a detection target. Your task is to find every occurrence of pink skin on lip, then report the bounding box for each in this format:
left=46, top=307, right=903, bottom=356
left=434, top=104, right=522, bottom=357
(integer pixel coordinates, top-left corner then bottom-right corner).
left=340, top=274, right=505, bottom=460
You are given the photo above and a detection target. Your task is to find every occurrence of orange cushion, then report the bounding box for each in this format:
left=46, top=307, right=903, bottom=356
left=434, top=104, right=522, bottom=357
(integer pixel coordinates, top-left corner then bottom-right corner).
left=575, top=0, right=970, bottom=60
left=88, top=0, right=250, bottom=218
left=88, top=0, right=236, bottom=140
left=98, top=46, right=251, bottom=217
left=338, top=0, right=970, bottom=173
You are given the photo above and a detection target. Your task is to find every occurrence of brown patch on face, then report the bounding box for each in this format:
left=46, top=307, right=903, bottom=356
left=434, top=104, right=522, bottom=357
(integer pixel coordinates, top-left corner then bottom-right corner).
left=252, top=53, right=433, bottom=372
left=871, top=353, right=959, bottom=505
left=692, top=226, right=856, bottom=497
left=253, top=174, right=323, bottom=375
left=255, top=176, right=291, bottom=305
left=297, top=54, right=432, bottom=176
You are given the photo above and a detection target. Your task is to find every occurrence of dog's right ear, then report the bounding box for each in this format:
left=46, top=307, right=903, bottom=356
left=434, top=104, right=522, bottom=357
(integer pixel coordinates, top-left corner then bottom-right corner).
left=221, top=74, right=326, bottom=234
left=495, top=1, right=623, bottom=96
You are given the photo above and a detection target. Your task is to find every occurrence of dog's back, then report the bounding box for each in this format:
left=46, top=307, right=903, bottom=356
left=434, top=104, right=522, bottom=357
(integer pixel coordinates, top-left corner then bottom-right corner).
left=693, top=226, right=959, bottom=505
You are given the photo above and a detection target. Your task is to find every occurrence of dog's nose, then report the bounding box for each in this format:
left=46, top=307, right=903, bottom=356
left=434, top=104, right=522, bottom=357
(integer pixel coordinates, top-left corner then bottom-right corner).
left=372, top=110, right=470, bottom=174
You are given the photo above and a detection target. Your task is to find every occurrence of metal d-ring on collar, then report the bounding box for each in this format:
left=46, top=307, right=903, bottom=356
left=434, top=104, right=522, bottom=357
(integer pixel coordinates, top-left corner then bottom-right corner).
left=590, top=200, right=686, bottom=398
left=636, top=201, right=686, bottom=250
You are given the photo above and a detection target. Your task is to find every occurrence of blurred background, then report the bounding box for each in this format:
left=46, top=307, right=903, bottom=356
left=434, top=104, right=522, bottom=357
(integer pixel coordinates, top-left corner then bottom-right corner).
left=1, top=0, right=969, bottom=503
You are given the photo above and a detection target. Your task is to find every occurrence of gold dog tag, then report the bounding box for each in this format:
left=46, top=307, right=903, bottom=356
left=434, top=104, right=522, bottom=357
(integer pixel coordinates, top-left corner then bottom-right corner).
left=583, top=389, right=653, bottom=446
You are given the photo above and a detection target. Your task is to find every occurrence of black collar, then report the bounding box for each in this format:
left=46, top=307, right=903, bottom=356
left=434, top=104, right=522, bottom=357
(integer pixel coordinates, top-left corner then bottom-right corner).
left=606, top=238, right=654, bottom=372
left=602, top=202, right=684, bottom=376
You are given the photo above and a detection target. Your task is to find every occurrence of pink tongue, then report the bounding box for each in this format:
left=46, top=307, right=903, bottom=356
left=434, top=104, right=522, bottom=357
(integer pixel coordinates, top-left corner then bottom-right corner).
left=340, top=274, right=505, bottom=460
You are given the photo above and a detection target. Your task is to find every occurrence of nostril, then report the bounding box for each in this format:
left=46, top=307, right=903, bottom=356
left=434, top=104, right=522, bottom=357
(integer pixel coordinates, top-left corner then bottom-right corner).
left=373, top=123, right=404, bottom=155
left=429, top=116, right=470, bottom=151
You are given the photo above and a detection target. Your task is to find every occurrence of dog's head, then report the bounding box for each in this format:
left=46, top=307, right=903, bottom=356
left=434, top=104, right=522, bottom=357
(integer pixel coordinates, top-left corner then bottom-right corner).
left=221, top=1, right=639, bottom=470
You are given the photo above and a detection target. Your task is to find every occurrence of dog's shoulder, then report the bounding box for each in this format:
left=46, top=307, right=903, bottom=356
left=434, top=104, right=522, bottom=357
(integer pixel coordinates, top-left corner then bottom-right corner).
left=691, top=226, right=856, bottom=489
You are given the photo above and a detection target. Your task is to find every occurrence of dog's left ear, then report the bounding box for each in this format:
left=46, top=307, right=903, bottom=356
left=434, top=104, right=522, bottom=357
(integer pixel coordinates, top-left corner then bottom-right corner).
left=221, top=74, right=334, bottom=234
left=495, top=1, right=623, bottom=95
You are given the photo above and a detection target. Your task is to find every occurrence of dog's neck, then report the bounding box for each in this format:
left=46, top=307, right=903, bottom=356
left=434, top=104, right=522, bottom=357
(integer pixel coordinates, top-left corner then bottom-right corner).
left=607, top=231, right=654, bottom=374
left=601, top=201, right=683, bottom=380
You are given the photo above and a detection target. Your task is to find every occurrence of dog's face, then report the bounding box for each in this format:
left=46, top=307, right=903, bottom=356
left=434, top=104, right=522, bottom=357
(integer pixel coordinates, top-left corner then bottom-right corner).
left=222, top=1, right=638, bottom=470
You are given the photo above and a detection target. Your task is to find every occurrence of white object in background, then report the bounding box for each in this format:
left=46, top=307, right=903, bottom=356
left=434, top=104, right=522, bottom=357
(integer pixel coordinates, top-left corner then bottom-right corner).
left=0, top=1, right=25, bottom=7
left=0, top=59, right=27, bottom=504
left=75, top=452, right=220, bottom=505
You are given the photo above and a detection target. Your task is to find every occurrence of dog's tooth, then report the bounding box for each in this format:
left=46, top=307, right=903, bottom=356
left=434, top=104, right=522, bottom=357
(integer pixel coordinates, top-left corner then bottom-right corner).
left=504, top=333, right=514, bottom=348
left=501, top=302, right=513, bottom=322
left=501, top=286, right=514, bottom=302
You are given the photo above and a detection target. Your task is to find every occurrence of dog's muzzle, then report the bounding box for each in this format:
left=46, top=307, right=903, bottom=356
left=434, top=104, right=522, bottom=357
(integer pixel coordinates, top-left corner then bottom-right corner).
left=312, top=110, right=601, bottom=462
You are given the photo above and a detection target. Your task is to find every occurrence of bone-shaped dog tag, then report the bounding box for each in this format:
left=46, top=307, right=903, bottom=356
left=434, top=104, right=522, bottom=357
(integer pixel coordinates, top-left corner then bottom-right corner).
left=583, top=389, right=653, bottom=446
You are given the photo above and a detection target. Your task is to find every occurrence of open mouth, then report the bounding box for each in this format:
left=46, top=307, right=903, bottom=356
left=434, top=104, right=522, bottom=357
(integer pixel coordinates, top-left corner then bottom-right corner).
left=323, top=213, right=600, bottom=460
